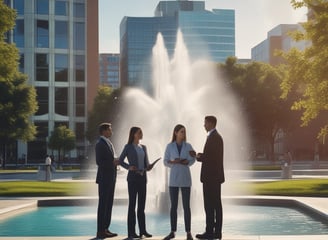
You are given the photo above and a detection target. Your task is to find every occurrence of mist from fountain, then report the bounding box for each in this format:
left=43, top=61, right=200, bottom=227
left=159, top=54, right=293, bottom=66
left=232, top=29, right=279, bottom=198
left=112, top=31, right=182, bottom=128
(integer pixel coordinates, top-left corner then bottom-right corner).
left=112, top=30, right=251, bottom=215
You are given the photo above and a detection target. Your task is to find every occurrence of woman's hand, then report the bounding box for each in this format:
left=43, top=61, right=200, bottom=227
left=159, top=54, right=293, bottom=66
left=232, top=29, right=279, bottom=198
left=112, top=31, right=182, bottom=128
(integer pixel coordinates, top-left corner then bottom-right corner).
left=180, top=159, right=189, bottom=165
left=189, top=150, right=196, bottom=157
left=129, top=165, right=138, bottom=171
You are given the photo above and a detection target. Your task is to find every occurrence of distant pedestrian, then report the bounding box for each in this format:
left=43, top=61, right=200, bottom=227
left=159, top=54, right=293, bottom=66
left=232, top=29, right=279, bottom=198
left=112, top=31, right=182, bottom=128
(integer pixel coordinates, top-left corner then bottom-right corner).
left=45, top=155, right=52, bottom=182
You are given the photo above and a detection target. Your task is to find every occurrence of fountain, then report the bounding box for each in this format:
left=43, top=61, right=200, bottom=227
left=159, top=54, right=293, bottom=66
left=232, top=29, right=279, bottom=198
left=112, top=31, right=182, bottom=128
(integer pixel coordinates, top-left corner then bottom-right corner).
left=113, top=30, right=251, bottom=213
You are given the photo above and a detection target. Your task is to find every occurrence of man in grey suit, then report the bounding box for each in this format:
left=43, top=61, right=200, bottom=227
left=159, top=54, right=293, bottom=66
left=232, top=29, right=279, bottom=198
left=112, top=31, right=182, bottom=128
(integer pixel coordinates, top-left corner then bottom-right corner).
left=196, top=116, right=225, bottom=240
left=95, top=123, right=119, bottom=239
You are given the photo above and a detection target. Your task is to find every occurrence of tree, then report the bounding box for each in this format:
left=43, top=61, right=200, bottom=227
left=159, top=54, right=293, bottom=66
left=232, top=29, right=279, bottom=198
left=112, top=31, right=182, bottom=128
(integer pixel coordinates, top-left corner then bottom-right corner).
left=220, top=57, right=295, bottom=160
left=48, top=125, right=76, bottom=166
left=281, top=0, right=328, bottom=140
left=0, top=2, right=38, bottom=168
left=86, top=85, right=121, bottom=142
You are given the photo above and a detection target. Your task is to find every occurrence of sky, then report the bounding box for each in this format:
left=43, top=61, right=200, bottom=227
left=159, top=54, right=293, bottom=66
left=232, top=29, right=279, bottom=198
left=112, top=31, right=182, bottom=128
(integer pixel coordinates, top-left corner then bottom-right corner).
left=98, top=0, right=307, bottom=59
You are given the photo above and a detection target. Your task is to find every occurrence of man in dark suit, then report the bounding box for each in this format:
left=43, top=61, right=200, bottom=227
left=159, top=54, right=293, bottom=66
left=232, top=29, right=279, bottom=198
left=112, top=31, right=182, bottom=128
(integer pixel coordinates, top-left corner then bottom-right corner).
left=95, top=123, right=119, bottom=239
left=196, top=116, right=225, bottom=240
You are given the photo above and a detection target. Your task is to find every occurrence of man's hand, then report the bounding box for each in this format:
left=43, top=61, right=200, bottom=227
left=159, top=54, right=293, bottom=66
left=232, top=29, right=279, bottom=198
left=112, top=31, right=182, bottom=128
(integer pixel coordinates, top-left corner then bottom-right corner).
left=113, top=158, right=120, bottom=166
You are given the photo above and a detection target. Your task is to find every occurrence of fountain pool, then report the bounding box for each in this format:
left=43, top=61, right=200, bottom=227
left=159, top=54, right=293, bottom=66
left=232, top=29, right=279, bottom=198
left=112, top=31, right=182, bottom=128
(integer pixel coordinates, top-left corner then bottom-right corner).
left=0, top=200, right=328, bottom=237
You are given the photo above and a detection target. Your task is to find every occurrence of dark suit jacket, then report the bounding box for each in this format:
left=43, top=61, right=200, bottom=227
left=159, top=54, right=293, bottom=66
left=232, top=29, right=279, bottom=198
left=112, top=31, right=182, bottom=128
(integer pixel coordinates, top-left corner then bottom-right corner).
left=119, top=144, right=150, bottom=182
left=95, top=137, right=117, bottom=184
left=198, top=129, right=225, bottom=184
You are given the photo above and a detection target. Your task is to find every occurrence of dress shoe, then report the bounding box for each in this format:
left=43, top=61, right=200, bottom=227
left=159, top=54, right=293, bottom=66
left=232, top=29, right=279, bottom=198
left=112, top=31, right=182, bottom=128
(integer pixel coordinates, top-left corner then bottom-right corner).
left=195, top=232, right=213, bottom=239
left=96, top=231, right=108, bottom=239
left=140, top=232, right=152, bottom=238
left=187, top=232, right=193, bottom=240
left=163, top=231, right=175, bottom=240
left=129, top=233, right=140, bottom=239
left=213, top=232, right=221, bottom=239
left=105, top=230, right=118, bottom=238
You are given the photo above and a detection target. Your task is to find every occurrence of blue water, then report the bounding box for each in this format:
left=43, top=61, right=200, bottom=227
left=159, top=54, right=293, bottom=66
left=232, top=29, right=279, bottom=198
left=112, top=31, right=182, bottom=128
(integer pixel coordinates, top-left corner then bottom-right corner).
left=0, top=205, right=328, bottom=236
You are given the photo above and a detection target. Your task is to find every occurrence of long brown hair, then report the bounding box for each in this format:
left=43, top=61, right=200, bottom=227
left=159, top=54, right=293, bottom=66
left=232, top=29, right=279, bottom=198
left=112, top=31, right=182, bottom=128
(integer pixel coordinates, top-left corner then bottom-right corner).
left=128, top=126, right=141, bottom=144
left=171, top=124, right=186, bottom=143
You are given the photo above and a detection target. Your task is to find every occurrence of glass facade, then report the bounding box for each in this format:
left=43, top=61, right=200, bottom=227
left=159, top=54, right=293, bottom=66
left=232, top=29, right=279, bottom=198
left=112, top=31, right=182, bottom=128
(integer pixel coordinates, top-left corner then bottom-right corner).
left=13, top=0, right=24, bottom=15
left=35, top=87, right=49, bottom=115
left=55, top=54, right=68, bottom=82
left=55, top=0, right=68, bottom=16
left=36, top=20, right=49, bottom=48
left=179, top=9, right=235, bottom=62
left=55, top=21, right=68, bottom=49
left=99, top=53, right=120, bottom=88
left=74, top=55, right=85, bottom=82
left=36, top=53, right=49, bottom=81
left=120, top=17, right=177, bottom=91
left=55, top=87, right=68, bottom=116
left=36, top=0, right=49, bottom=15
left=13, top=19, right=24, bottom=48
left=5, top=0, right=93, bottom=162
left=120, top=1, right=235, bottom=92
left=74, top=22, right=85, bottom=50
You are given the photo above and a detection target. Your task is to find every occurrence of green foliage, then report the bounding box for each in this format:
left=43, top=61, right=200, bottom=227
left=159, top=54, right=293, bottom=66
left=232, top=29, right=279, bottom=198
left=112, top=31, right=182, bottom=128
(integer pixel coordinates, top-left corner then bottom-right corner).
left=220, top=57, right=295, bottom=159
left=86, top=85, right=121, bottom=142
left=48, top=125, right=76, bottom=163
left=0, top=1, right=16, bottom=41
left=0, top=2, right=37, bottom=153
left=281, top=0, right=328, bottom=139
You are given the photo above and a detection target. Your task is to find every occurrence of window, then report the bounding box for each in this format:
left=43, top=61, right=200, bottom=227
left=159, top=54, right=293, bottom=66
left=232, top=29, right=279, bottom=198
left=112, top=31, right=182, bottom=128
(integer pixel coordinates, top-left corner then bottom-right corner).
left=55, top=21, right=68, bottom=49
left=36, top=20, right=49, bottom=48
left=36, top=0, right=49, bottom=15
left=35, top=87, right=48, bottom=115
left=55, top=88, right=68, bottom=116
left=75, top=123, right=85, bottom=141
left=74, top=55, right=85, bottom=82
left=73, top=3, right=85, bottom=18
left=36, top=53, right=49, bottom=81
left=55, top=0, right=68, bottom=16
left=73, top=22, right=85, bottom=50
left=13, top=0, right=24, bottom=15
left=13, top=19, right=24, bottom=48
left=75, top=88, right=85, bottom=117
left=55, top=54, right=68, bottom=82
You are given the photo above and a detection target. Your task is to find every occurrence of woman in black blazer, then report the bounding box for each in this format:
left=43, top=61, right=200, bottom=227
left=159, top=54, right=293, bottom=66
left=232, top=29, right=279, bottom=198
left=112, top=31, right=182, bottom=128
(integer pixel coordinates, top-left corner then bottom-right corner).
left=119, top=127, right=154, bottom=239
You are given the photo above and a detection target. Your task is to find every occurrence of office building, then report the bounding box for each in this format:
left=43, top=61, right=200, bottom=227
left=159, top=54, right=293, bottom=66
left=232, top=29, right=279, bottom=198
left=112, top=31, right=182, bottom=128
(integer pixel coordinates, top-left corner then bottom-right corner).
left=251, top=24, right=308, bottom=65
left=5, top=0, right=99, bottom=162
left=99, top=53, right=120, bottom=88
left=120, top=0, right=235, bottom=92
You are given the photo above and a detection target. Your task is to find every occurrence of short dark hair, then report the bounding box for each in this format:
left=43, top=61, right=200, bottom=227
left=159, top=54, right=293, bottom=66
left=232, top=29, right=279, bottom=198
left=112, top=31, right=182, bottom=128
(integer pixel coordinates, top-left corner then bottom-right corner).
left=98, top=123, right=111, bottom=134
left=205, top=116, right=217, bottom=126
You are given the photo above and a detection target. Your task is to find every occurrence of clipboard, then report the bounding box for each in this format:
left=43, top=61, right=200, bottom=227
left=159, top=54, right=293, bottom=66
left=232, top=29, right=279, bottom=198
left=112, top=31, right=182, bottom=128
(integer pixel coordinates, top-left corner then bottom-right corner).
left=149, top=157, right=161, bottom=167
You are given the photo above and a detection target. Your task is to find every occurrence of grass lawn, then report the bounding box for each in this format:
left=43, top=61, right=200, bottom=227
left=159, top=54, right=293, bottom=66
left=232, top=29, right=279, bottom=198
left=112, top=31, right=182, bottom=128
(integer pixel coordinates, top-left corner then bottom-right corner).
left=0, top=179, right=328, bottom=197
left=0, top=181, right=93, bottom=197
left=240, top=179, right=328, bottom=197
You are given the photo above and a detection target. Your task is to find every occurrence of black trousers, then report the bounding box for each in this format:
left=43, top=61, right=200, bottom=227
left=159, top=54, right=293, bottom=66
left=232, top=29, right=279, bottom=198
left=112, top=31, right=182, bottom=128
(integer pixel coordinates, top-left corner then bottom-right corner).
left=203, top=182, right=222, bottom=238
left=127, top=178, right=147, bottom=236
left=169, top=186, right=191, bottom=232
left=97, top=180, right=116, bottom=232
